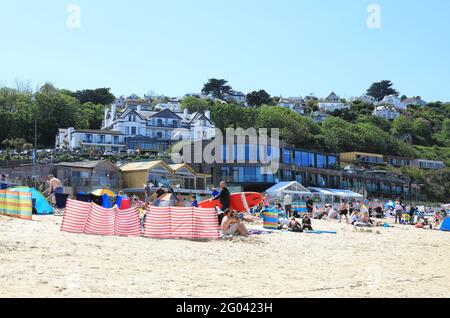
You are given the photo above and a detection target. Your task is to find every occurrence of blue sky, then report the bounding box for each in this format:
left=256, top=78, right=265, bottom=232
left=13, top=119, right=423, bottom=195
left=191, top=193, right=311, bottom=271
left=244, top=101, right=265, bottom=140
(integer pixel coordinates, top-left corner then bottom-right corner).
left=1, top=0, right=449, bottom=101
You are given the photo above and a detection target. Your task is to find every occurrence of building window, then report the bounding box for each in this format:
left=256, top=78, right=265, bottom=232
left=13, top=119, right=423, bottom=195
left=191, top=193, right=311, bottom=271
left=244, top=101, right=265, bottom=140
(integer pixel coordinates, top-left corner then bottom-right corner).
left=283, top=149, right=292, bottom=164
left=317, top=154, right=326, bottom=168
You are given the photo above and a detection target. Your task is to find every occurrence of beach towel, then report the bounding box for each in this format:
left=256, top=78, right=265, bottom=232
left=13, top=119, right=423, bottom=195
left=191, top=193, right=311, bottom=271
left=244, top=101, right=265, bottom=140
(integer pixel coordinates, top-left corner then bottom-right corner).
left=0, top=190, right=32, bottom=220
left=305, top=230, right=337, bottom=235
left=248, top=229, right=273, bottom=235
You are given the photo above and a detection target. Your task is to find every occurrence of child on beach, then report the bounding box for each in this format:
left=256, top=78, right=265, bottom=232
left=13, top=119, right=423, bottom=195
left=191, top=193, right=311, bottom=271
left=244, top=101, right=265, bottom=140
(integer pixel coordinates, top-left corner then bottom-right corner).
left=190, top=195, right=199, bottom=207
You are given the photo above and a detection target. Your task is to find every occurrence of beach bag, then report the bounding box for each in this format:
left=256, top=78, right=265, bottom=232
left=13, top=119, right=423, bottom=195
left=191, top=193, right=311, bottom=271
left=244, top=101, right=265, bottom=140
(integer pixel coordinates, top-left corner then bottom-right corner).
left=120, top=198, right=131, bottom=210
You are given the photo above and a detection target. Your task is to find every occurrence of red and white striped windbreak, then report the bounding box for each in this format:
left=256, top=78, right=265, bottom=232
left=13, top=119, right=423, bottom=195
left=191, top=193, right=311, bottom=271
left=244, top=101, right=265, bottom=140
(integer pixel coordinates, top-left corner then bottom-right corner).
left=193, top=208, right=220, bottom=239
left=60, top=199, right=91, bottom=234
left=84, top=204, right=116, bottom=236
left=143, top=207, right=171, bottom=239
left=144, top=207, right=219, bottom=240
left=171, top=207, right=194, bottom=239
left=61, top=200, right=219, bottom=240
left=115, top=207, right=141, bottom=237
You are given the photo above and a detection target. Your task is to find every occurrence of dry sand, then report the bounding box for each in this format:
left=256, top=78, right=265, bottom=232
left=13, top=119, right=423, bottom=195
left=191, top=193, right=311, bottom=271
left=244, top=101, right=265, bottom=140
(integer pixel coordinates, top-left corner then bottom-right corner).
left=0, top=214, right=449, bottom=298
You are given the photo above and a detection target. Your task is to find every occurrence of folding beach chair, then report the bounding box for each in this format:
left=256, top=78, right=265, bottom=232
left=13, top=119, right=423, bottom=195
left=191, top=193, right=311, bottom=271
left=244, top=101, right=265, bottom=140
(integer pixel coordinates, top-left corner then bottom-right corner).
left=55, top=193, right=69, bottom=209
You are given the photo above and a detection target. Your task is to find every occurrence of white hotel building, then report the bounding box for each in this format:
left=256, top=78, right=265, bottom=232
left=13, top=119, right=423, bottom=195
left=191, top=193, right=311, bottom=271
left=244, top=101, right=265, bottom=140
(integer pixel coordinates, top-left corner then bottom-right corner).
left=56, top=99, right=216, bottom=154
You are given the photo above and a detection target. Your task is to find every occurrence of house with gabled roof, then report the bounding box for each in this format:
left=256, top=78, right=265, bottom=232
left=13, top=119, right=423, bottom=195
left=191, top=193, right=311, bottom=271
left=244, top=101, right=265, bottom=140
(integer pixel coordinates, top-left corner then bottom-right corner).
left=318, top=92, right=349, bottom=112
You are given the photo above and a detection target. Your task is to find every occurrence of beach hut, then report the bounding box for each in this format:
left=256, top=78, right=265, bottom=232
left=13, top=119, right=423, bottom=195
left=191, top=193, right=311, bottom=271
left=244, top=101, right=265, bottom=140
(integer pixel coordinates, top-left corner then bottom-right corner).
left=8, top=187, right=53, bottom=215
left=266, top=181, right=311, bottom=202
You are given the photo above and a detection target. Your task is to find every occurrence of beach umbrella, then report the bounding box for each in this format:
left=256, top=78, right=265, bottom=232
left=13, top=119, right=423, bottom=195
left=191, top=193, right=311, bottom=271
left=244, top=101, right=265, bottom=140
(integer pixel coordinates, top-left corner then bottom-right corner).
left=91, top=189, right=116, bottom=197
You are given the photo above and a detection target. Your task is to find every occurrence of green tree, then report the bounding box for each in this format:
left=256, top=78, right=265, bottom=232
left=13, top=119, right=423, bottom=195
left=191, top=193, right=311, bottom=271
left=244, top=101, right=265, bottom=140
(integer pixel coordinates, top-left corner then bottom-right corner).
left=246, top=90, right=272, bottom=107
left=255, top=106, right=320, bottom=148
left=71, top=88, right=115, bottom=105
left=366, top=80, right=399, bottom=102
left=201, top=79, right=232, bottom=100
left=34, top=84, right=80, bottom=147
left=181, top=96, right=210, bottom=113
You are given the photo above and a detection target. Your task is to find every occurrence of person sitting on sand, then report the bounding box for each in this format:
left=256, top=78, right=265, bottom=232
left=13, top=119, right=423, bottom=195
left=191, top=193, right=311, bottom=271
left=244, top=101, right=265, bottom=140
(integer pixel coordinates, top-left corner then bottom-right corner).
left=302, top=214, right=313, bottom=231
left=328, top=205, right=339, bottom=220
left=288, top=217, right=303, bottom=232
left=351, top=211, right=361, bottom=225
left=221, top=210, right=248, bottom=237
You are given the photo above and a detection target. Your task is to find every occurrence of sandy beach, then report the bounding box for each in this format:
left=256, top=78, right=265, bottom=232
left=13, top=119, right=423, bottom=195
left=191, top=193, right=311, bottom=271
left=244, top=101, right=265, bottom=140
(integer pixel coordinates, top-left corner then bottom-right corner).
left=0, top=214, right=449, bottom=298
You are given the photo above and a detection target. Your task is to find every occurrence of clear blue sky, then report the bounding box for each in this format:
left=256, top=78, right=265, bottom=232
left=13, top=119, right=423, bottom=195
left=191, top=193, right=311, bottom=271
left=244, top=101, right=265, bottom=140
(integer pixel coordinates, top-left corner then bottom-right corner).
left=1, top=0, right=449, bottom=101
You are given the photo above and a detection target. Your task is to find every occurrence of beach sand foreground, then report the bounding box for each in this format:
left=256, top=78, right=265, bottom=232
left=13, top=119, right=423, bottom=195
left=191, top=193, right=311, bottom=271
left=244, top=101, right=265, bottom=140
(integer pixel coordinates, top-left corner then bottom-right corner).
left=0, top=215, right=449, bottom=298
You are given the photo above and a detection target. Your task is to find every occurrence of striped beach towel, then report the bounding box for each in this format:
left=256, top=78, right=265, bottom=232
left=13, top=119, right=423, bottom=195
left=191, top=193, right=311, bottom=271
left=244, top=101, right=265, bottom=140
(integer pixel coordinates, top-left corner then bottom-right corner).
left=0, top=190, right=32, bottom=220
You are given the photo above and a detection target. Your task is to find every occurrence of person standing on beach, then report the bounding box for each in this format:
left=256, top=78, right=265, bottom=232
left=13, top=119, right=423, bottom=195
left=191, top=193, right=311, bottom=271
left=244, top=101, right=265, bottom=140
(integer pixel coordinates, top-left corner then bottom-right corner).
left=44, top=174, right=63, bottom=205
left=339, top=199, right=349, bottom=224
left=284, top=193, right=293, bottom=218
left=213, top=181, right=231, bottom=225
left=409, top=205, right=416, bottom=225
left=144, top=181, right=153, bottom=204
left=306, top=196, right=314, bottom=217
left=394, top=202, right=404, bottom=224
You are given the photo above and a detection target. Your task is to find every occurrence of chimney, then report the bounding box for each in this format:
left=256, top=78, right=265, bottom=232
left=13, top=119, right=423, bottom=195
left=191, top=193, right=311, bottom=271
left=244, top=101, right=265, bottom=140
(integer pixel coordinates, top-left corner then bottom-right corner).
left=104, top=108, right=108, bottom=126
left=111, top=104, right=117, bottom=120
left=183, top=108, right=189, bottom=119
left=137, top=104, right=142, bottom=114
left=205, top=110, right=211, bottom=120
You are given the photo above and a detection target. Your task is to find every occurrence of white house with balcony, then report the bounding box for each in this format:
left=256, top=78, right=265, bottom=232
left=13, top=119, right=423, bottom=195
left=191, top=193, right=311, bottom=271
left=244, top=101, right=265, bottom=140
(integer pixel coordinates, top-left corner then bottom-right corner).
left=372, top=105, right=400, bottom=121
left=55, top=128, right=126, bottom=153
left=379, top=95, right=406, bottom=110
left=318, top=92, right=349, bottom=112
